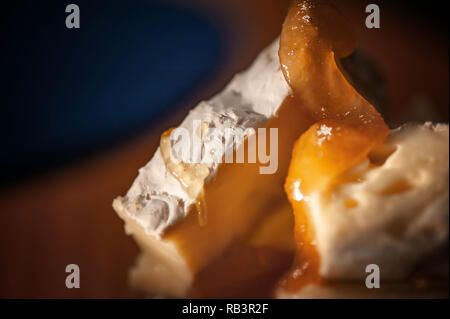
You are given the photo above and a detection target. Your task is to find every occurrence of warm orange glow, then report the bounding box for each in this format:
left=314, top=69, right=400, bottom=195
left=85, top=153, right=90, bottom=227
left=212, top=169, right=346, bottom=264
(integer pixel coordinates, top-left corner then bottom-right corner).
left=279, top=0, right=390, bottom=291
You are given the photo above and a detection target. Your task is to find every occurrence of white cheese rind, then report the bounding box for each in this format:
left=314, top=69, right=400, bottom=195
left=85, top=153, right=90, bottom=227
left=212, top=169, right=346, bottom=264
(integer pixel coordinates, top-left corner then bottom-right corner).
left=113, top=201, right=193, bottom=297
left=310, top=122, right=449, bottom=280
left=113, top=39, right=290, bottom=238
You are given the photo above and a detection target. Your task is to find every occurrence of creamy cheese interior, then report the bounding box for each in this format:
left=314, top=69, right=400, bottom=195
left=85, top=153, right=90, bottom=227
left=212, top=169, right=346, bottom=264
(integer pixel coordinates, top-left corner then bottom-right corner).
left=314, top=123, right=449, bottom=281
left=276, top=124, right=449, bottom=299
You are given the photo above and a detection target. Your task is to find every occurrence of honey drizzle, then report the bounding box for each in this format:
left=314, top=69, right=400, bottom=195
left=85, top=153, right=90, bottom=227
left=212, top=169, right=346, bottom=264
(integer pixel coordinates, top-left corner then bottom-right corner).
left=160, top=129, right=209, bottom=226
left=195, top=191, right=208, bottom=226
left=278, top=0, right=390, bottom=292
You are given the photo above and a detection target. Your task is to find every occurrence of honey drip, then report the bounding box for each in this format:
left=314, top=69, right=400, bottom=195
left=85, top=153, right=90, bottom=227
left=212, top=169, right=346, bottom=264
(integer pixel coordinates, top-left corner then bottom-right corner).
left=278, top=0, right=390, bottom=292
left=195, top=191, right=208, bottom=226
left=160, top=129, right=210, bottom=226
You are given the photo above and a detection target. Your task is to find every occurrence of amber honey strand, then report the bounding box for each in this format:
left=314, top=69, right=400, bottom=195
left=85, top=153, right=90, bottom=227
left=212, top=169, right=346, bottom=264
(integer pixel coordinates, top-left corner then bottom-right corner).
left=278, top=0, right=390, bottom=292
left=160, top=129, right=209, bottom=226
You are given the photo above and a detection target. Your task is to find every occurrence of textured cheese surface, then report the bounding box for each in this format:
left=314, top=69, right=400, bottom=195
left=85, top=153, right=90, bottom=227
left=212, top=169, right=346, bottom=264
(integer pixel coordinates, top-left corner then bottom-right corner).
left=310, top=122, right=449, bottom=280
left=113, top=39, right=290, bottom=238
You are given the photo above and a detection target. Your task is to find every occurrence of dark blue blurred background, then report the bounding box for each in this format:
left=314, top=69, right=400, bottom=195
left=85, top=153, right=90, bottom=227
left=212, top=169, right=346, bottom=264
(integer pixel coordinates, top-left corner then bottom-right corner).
left=1, top=0, right=222, bottom=184
left=1, top=0, right=448, bottom=187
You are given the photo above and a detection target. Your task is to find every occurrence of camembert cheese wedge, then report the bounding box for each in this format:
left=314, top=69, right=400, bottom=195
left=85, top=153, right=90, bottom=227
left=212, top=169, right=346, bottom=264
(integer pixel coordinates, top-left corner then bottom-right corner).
left=113, top=39, right=306, bottom=297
